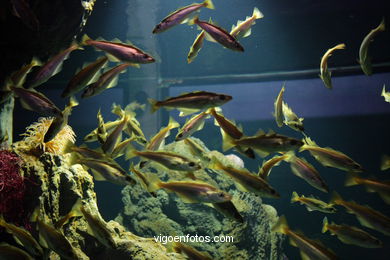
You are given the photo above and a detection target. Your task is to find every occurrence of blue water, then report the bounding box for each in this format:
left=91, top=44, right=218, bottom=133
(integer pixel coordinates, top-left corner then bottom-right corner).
left=11, top=0, right=390, bottom=259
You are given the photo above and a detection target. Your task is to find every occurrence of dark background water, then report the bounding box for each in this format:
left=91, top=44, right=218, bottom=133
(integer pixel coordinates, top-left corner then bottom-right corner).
left=11, top=0, right=390, bottom=259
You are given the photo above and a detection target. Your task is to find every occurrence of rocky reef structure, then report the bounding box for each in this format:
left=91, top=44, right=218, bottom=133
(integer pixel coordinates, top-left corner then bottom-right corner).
left=116, top=138, right=284, bottom=260
left=0, top=119, right=180, bottom=259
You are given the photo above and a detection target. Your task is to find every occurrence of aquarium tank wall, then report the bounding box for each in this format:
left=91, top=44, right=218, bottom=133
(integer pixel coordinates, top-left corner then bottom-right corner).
left=1, top=0, right=389, bottom=259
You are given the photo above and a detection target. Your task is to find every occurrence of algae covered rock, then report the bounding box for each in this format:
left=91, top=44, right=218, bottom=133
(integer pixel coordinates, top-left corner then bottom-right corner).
left=117, top=137, right=285, bottom=260
left=0, top=118, right=176, bottom=259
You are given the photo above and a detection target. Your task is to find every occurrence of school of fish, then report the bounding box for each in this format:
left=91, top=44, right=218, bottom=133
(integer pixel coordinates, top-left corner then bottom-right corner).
left=0, top=1, right=389, bottom=259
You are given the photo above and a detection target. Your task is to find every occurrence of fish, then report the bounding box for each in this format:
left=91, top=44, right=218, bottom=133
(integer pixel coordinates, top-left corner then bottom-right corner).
left=27, top=44, right=81, bottom=88
left=78, top=158, right=136, bottom=186
left=102, top=114, right=129, bottom=154
left=149, top=117, right=180, bottom=150
left=319, top=43, right=346, bottom=89
left=291, top=191, right=336, bottom=213
left=258, top=153, right=289, bottom=179
left=82, top=63, right=135, bottom=98
left=189, top=16, right=244, bottom=52
left=79, top=206, right=117, bottom=248
left=82, top=35, right=155, bottom=64
left=230, top=7, right=264, bottom=38
left=282, top=102, right=305, bottom=133
left=31, top=214, right=79, bottom=260
left=211, top=200, right=244, bottom=223
left=150, top=179, right=232, bottom=204
left=272, top=215, right=338, bottom=260
left=130, top=163, right=157, bottom=197
left=176, top=111, right=209, bottom=141
left=209, top=108, right=254, bottom=158
left=11, top=87, right=62, bottom=117
left=97, top=109, right=108, bottom=144
left=44, top=96, right=78, bottom=143
left=10, top=0, right=39, bottom=31
left=381, top=154, right=390, bottom=171
left=61, top=56, right=108, bottom=98
left=111, top=103, right=148, bottom=145
left=359, top=18, right=385, bottom=76
left=111, top=136, right=136, bottom=159
left=187, top=30, right=206, bottom=63
left=83, top=120, right=118, bottom=143
left=286, top=153, right=329, bottom=193
left=172, top=242, right=213, bottom=260
left=0, top=242, right=34, bottom=260
left=227, top=130, right=303, bottom=158
left=10, top=58, right=41, bottom=87
left=0, top=215, right=43, bottom=257
left=300, top=137, right=363, bottom=173
left=210, top=157, right=280, bottom=198
left=345, top=173, right=390, bottom=204
left=183, top=138, right=212, bottom=166
left=153, top=0, right=214, bottom=34
left=66, top=145, right=107, bottom=160
left=382, top=84, right=390, bottom=103
left=330, top=192, right=390, bottom=236
left=322, top=217, right=382, bottom=248
left=273, top=84, right=285, bottom=127
left=126, top=149, right=201, bottom=172
left=149, top=91, right=232, bottom=115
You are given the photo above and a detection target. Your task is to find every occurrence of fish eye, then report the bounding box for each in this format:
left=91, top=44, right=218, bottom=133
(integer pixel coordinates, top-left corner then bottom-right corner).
left=177, top=133, right=183, bottom=138
left=143, top=54, right=149, bottom=58
left=218, top=193, right=225, bottom=197
left=290, top=140, right=298, bottom=145
left=219, top=95, right=226, bottom=100
left=188, top=162, right=195, bottom=167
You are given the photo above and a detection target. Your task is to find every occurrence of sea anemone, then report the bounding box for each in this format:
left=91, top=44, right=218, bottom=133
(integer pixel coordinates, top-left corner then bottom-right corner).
left=21, top=117, right=76, bottom=155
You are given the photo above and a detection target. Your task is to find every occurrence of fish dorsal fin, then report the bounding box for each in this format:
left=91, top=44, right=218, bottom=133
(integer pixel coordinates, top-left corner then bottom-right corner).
left=267, top=129, right=276, bottom=136
left=255, top=129, right=265, bottom=136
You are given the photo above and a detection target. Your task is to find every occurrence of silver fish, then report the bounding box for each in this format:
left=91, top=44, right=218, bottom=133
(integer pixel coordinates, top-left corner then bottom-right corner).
left=153, top=0, right=214, bottom=33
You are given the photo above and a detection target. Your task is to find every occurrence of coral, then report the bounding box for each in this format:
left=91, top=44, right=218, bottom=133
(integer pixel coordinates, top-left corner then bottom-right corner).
left=0, top=150, right=30, bottom=228
left=20, top=117, right=75, bottom=155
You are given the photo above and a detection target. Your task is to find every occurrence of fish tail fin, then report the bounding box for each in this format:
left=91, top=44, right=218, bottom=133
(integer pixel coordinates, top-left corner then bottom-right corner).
left=148, top=98, right=160, bottom=113
left=378, top=17, right=386, bottom=31
left=81, top=34, right=91, bottom=46
left=382, top=85, right=386, bottom=97
left=209, top=156, right=224, bottom=171
left=203, top=0, right=215, bottom=9
left=188, top=15, right=199, bottom=26
left=221, top=129, right=236, bottom=151
left=330, top=191, right=343, bottom=205
left=252, top=7, right=264, bottom=19
left=168, top=116, right=180, bottom=129
left=334, top=43, right=346, bottom=50
left=125, top=146, right=138, bottom=160
left=146, top=173, right=162, bottom=192
left=381, top=154, right=390, bottom=170
left=271, top=215, right=289, bottom=234
left=31, top=56, right=42, bottom=67
left=345, top=172, right=360, bottom=187
left=291, top=191, right=299, bottom=203
left=322, top=217, right=329, bottom=233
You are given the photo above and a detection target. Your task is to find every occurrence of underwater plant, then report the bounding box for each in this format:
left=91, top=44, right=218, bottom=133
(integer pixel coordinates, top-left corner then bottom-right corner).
left=21, top=117, right=76, bottom=155
left=0, top=150, right=30, bottom=229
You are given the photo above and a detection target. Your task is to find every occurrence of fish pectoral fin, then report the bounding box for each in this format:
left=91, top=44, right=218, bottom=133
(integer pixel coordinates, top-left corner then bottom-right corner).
left=177, top=194, right=198, bottom=203
left=204, top=32, right=217, bottom=43
left=38, top=232, right=49, bottom=249
left=106, top=53, right=121, bottom=62
left=305, top=206, right=314, bottom=212
left=288, top=237, right=297, bottom=247
left=253, top=148, right=269, bottom=158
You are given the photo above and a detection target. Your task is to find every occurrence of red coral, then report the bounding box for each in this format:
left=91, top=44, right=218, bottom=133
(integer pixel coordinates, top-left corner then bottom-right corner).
left=0, top=150, right=30, bottom=229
